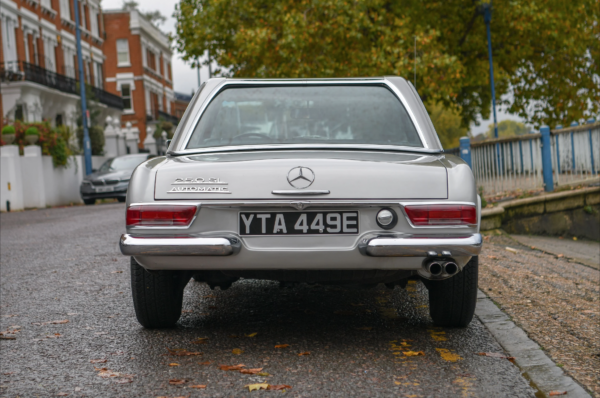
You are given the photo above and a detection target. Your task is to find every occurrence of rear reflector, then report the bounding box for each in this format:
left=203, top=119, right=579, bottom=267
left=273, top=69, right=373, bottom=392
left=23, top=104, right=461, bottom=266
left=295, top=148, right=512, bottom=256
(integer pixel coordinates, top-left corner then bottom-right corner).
left=404, top=205, right=477, bottom=226
left=126, top=205, right=197, bottom=227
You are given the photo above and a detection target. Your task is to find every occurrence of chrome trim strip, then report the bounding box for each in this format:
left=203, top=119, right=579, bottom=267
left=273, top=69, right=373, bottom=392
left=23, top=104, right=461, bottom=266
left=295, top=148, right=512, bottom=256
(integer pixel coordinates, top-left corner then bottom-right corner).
left=169, top=144, right=442, bottom=156
left=360, top=234, right=482, bottom=257
left=119, top=234, right=240, bottom=256
left=272, top=190, right=331, bottom=195
left=172, top=79, right=435, bottom=155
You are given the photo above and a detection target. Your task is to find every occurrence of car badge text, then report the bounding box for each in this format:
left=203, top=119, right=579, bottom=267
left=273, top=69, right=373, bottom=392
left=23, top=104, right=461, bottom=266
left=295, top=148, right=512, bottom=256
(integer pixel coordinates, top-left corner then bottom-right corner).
left=169, top=177, right=231, bottom=194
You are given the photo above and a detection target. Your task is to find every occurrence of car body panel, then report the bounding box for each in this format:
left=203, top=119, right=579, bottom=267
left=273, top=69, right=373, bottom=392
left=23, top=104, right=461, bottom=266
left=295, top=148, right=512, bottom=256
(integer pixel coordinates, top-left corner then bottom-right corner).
left=154, top=151, right=448, bottom=200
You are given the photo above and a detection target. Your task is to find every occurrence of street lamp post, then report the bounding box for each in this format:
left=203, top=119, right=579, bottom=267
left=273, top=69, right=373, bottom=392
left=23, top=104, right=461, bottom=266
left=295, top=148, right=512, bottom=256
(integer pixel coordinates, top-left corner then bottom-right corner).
left=73, top=0, right=93, bottom=175
left=483, top=1, right=498, bottom=139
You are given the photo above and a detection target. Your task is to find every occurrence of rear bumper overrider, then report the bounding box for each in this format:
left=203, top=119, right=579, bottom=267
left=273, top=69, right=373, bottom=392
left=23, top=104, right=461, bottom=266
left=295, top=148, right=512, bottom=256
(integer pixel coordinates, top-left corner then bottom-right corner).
left=119, top=233, right=482, bottom=258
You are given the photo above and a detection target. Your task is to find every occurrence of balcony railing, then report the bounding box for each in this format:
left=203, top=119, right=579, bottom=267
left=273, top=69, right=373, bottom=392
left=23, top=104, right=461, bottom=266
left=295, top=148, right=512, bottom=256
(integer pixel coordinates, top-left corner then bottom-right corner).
left=158, top=110, right=179, bottom=124
left=1, top=61, right=123, bottom=110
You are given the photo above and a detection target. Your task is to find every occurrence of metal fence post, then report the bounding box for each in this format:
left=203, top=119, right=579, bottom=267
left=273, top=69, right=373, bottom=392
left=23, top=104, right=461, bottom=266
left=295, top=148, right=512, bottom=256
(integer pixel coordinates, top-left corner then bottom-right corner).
left=459, top=136, right=472, bottom=168
left=588, top=118, right=596, bottom=174
left=540, top=126, right=554, bottom=191
left=570, top=122, right=578, bottom=171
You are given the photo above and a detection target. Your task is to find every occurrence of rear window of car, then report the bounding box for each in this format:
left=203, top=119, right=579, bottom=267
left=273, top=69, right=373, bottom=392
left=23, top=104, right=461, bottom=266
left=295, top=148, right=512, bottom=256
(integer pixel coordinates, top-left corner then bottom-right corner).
left=186, top=85, right=422, bottom=149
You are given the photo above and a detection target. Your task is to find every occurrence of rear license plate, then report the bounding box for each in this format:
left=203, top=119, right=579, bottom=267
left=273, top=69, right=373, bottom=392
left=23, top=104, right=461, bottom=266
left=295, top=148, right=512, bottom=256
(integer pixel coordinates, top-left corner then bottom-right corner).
left=239, top=211, right=359, bottom=236
left=95, top=186, right=115, bottom=193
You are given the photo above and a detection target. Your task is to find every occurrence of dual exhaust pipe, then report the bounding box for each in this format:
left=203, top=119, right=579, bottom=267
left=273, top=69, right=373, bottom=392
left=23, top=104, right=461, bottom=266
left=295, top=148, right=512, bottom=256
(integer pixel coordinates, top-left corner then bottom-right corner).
left=424, top=259, right=459, bottom=278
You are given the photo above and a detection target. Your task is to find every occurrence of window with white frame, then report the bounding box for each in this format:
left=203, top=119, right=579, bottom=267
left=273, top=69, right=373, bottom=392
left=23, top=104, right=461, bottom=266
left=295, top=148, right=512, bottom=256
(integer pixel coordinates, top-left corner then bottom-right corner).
left=89, top=6, right=99, bottom=37
left=60, top=0, right=71, bottom=20
left=41, top=0, right=52, bottom=9
left=63, top=47, right=75, bottom=77
left=116, top=39, right=130, bottom=66
left=121, top=84, right=133, bottom=111
left=2, top=15, right=18, bottom=71
left=43, top=37, right=57, bottom=72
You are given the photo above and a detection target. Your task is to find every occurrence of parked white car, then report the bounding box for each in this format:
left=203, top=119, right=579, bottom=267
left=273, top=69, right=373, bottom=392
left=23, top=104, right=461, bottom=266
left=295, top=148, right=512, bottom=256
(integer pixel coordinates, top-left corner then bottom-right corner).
left=120, top=77, right=482, bottom=329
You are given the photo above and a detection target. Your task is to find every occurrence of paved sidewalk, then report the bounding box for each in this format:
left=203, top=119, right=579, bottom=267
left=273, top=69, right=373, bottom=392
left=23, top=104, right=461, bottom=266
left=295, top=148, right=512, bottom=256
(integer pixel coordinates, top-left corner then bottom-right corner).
left=511, top=235, right=600, bottom=270
left=479, top=233, right=600, bottom=396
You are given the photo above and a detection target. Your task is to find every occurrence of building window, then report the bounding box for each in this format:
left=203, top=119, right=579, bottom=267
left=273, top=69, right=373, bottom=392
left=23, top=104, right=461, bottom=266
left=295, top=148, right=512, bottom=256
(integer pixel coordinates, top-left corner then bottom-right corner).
left=60, top=0, right=71, bottom=20
left=89, top=6, right=99, bottom=37
left=117, top=39, right=130, bottom=66
left=14, top=105, right=24, bottom=122
left=94, top=62, right=103, bottom=88
left=121, top=84, right=132, bottom=111
left=41, top=0, right=52, bottom=9
left=55, top=114, right=63, bottom=126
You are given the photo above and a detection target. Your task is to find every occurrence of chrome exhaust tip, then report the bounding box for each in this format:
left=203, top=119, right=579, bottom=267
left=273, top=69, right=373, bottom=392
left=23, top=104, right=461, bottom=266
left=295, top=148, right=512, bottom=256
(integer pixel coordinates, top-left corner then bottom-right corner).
left=428, top=262, right=443, bottom=276
left=443, top=261, right=458, bottom=276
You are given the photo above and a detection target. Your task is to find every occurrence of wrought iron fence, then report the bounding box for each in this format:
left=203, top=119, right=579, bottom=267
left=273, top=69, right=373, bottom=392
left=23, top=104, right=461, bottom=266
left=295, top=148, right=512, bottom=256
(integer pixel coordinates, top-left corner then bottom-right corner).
left=1, top=61, right=123, bottom=110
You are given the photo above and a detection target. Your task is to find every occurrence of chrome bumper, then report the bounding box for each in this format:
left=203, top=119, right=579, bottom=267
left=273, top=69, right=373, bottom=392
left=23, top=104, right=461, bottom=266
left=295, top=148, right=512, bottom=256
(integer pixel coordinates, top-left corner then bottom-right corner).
left=119, top=234, right=240, bottom=256
left=358, top=234, right=482, bottom=257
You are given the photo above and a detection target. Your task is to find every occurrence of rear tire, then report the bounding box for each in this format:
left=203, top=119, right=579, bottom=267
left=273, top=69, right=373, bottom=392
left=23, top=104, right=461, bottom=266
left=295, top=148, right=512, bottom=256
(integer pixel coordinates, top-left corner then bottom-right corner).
left=83, top=199, right=95, bottom=205
left=427, top=256, right=478, bottom=328
left=130, top=257, right=189, bottom=328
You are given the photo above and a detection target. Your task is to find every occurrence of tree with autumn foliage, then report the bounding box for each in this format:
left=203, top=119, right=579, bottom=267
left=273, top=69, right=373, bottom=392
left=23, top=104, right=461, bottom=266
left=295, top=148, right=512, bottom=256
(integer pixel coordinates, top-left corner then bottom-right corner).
left=175, top=0, right=599, bottom=131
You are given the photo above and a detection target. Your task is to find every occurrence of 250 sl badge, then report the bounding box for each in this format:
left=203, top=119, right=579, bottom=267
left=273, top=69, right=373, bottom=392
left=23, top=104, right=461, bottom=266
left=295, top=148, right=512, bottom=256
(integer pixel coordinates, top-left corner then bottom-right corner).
left=173, top=177, right=227, bottom=185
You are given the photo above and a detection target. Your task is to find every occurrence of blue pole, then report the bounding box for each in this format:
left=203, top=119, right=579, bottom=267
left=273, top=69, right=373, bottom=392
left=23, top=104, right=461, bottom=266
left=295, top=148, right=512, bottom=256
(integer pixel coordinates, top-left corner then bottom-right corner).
left=540, top=126, right=554, bottom=191
left=484, top=5, right=498, bottom=139
left=588, top=118, right=596, bottom=174
left=74, top=0, right=92, bottom=175
left=459, top=136, right=472, bottom=168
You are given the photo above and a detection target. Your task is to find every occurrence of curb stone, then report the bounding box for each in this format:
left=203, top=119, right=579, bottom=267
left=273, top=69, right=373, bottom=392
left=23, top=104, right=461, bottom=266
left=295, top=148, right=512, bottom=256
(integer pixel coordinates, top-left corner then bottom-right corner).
left=475, top=290, right=592, bottom=398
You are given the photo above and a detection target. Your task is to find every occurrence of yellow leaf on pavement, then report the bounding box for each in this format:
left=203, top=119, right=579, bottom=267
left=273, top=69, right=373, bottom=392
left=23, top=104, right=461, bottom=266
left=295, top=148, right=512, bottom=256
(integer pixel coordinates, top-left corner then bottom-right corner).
left=246, top=383, right=269, bottom=391
left=168, top=363, right=179, bottom=367
left=403, top=351, right=424, bottom=356
left=274, top=344, right=289, bottom=348
left=232, top=348, right=243, bottom=355
left=245, top=332, right=258, bottom=337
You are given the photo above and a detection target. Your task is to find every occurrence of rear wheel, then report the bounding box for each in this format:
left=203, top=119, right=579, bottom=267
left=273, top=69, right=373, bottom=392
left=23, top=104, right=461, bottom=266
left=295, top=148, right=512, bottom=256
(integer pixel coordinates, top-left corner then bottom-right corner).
left=427, top=256, right=478, bottom=328
left=83, top=199, right=95, bottom=205
left=130, top=257, right=190, bottom=328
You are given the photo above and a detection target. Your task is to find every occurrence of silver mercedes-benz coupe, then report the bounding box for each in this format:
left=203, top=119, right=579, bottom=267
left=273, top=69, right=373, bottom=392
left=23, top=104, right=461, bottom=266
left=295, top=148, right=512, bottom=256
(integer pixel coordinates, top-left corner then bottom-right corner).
left=120, top=77, right=482, bottom=329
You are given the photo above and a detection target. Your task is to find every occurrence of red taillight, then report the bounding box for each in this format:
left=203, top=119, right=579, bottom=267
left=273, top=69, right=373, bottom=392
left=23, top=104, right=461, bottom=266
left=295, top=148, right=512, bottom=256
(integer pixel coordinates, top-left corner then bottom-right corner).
left=126, top=205, right=197, bottom=227
left=404, top=205, right=477, bottom=226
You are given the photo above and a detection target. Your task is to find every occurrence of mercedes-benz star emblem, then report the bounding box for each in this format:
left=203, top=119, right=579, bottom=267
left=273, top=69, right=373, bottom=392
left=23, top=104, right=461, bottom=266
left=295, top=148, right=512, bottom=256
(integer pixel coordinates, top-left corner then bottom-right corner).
left=287, top=166, right=315, bottom=189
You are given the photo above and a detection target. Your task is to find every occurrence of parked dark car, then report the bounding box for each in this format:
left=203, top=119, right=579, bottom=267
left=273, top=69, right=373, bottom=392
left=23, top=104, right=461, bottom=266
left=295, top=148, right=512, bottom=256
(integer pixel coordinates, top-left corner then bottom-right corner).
left=80, top=154, right=155, bottom=205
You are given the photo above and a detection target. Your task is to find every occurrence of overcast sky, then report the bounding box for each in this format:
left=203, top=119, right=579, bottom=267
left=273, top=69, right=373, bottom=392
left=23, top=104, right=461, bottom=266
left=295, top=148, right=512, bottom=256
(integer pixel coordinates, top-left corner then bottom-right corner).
left=100, top=0, right=526, bottom=136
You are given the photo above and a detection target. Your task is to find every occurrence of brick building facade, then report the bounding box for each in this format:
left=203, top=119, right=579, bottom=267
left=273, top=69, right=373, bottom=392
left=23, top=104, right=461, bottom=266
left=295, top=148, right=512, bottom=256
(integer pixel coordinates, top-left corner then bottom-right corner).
left=102, top=9, right=178, bottom=147
left=1, top=0, right=123, bottom=130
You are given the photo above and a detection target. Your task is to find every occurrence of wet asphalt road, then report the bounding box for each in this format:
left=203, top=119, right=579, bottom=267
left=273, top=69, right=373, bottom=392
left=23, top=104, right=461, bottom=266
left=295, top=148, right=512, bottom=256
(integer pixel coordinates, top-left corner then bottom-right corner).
left=0, top=204, right=536, bottom=397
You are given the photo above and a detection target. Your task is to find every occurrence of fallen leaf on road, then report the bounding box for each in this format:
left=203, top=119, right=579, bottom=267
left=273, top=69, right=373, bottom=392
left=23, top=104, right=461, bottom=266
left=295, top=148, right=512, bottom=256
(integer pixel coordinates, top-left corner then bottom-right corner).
left=477, top=352, right=515, bottom=360
left=0, top=336, right=16, bottom=340
left=245, top=333, right=258, bottom=337
left=33, top=320, right=69, bottom=326
left=95, top=368, right=133, bottom=380
left=268, top=385, right=292, bottom=390
left=505, top=247, right=518, bottom=254
left=114, top=378, right=133, bottom=384
left=168, top=363, right=179, bottom=367
left=191, top=337, right=208, bottom=344
left=232, top=348, right=243, bottom=355
left=356, top=327, right=373, bottom=331
left=487, top=255, right=498, bottom=260
left=258, top=372, right=270, bottom=376
left=274, top=344, right=289, bottom=349
left=549, top=392, right=567, bottom=396
left=111, top=271, right=123, bottom=274
left=557, top=254, right=564, bottom=258
left=169, top=379, right=188, bottom=385
left=57, top=393, right=69, bottom=396
left=298, top=352, right=310, bottom=356
left=198, top=361, right=212, bottom=365
left=90, top=359, right=107, bottom=364
left=239, top=368, right=263, bottom=374
left=573, top=237, right=577, bottom=241
left=246, top=383, right=269, bottom=391
left=190, top=384, right=207, bottom=389
left=181, top=310, right=193, bottom=313
left=167, top=348, right=202, bottom=356
left=219, top=364, right=246, bottom=371
left=403, top=351, right=424, bottom=357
